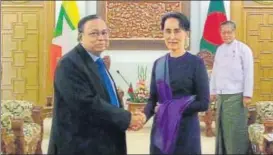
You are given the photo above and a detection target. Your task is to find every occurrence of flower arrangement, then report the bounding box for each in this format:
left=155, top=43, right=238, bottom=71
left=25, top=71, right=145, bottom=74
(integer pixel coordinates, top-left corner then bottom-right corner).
left=127, top=66, right=149, bottom=103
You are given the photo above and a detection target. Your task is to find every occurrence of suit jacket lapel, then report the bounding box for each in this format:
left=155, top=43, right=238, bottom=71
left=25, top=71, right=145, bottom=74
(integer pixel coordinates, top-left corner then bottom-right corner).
left=75, top=44, right=101, bottom=80
left=75, top=43, right=123, bottom=108
left=75, top=44, right=109, bottom=100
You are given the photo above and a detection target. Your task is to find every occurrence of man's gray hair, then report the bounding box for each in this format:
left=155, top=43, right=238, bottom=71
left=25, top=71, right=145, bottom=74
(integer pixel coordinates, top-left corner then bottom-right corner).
left=220, top=21, right=236, bottom=30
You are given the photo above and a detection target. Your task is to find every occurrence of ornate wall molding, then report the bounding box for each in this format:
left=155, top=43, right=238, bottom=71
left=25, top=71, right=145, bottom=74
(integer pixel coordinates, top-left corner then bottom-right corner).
left=97, top=1, right=190, bottom=50
left=253, top=0, right=273, bottom=5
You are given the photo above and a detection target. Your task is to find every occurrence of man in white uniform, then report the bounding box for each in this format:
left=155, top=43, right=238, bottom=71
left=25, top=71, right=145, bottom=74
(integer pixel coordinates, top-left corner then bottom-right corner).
left=210, top=21, right=254, bottom=154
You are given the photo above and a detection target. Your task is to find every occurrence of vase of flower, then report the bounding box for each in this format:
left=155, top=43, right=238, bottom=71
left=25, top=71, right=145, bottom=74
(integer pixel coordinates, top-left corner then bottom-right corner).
left=126, top=65, right=149, bottom=112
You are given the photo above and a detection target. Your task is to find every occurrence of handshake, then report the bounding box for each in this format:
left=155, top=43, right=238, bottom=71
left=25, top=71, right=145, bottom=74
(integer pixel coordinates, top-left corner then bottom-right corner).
left=127, top=103, right=160, bottom=131
left=128, top=111, right=146, bottom=131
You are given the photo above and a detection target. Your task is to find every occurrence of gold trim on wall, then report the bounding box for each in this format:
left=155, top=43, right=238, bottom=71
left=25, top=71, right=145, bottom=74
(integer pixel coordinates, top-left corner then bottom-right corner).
left=253, top=0, right=273, bottom=5
left=45, top=1, right=55, bottom=98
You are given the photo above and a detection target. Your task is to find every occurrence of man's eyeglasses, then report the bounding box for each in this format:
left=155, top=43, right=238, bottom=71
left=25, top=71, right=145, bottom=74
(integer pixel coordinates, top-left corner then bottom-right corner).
left=221, top=31, right=234, bottom=35
left=88, top=30, right=109, bottom=38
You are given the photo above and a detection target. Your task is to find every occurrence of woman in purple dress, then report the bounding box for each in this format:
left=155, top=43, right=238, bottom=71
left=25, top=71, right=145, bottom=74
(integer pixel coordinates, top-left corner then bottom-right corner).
left=144, top=12, right=210, bottom=154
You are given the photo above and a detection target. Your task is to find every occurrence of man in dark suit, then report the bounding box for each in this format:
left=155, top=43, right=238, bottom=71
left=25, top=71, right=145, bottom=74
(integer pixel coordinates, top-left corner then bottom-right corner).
left=48, top=15, right=146, bottom=155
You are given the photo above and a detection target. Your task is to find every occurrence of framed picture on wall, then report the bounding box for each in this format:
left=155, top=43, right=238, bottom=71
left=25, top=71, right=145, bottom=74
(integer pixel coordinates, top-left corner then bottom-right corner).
left=97, top=1, right=190, bottom=50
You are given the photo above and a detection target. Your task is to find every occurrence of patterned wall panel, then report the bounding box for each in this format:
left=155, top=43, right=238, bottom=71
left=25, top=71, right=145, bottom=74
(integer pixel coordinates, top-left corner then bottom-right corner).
left=244, top=10, right=273, bottom=101
left=1, top=9, right=40, bottom=103
left=0, top=0, right=56, bottom=106
left=106, top=1, right=182, bottom=39
left=97, top=1, right=190, bottom=50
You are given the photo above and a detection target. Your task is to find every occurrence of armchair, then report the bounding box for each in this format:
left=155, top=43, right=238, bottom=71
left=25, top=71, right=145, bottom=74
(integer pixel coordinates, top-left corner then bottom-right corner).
left=248, top=101, right=273, bottom=154
left=1, top=100, right=44, bottom=154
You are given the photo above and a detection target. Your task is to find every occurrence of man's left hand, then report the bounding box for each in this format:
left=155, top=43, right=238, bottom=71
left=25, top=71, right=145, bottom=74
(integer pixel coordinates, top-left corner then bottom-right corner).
left=243, top=97, right=252, bottom=107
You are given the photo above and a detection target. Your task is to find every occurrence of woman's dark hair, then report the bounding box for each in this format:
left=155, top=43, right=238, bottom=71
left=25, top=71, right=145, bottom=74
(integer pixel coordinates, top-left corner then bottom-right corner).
left=160, top=12, right=190, bottom=31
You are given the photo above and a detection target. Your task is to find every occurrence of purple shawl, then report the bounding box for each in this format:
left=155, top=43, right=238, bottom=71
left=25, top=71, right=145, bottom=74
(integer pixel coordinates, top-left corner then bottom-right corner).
left=153, top=54, right=196, bottom=154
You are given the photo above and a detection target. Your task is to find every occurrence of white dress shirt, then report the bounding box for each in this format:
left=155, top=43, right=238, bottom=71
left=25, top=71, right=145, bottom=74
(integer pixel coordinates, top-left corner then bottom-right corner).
left=210, top=39, right=254, bottom=97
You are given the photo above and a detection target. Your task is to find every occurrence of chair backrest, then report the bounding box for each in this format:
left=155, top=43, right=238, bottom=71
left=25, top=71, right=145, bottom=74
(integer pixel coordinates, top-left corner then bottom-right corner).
left=256, top=101, right=273, bottom=123
left=1, top=100, right=34, bottom=128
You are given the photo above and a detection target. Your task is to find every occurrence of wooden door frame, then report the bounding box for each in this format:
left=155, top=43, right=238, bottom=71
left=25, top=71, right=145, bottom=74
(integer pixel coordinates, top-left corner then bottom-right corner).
left=44, top=1, right=55, bottom=105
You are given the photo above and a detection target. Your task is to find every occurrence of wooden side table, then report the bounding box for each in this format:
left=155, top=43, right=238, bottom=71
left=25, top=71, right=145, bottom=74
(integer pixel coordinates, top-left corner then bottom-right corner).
left=263, top=133, right=273, bottom=154
left=248, top=106, right=257, bottom=125
left=43, top=96, right=53, bottom=118
left=199, top=109, right=215, bottom=137
left=43, top=106, right=53, bottom=118
left=261, top=121, right=273, bottom=154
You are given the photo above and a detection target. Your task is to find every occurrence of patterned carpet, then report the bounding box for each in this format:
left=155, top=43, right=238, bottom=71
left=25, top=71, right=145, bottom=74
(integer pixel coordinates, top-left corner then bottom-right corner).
left=42, top=118, right=215, bottom=154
